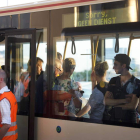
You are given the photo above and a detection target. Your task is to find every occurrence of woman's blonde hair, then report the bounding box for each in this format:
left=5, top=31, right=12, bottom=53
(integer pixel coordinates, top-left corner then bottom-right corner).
left=94, top=61, right=109, bottom=77
left=63, top=58, right=76, bottom=72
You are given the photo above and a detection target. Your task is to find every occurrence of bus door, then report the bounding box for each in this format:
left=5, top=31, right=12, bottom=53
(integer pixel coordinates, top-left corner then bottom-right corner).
left=5, top=29, right=36, bottom=140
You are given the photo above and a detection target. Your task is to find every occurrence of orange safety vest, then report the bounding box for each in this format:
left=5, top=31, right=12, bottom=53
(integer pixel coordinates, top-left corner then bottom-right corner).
left=23, top=74, right=31, bottom=97
left=0, top=91, right=18, bottom=140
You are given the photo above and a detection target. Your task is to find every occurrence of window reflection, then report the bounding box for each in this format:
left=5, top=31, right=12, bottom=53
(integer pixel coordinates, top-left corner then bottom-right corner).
left=46, top=32, right=140, bottom=125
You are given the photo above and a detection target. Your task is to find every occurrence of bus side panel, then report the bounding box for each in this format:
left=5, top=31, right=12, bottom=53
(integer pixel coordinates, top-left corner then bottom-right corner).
left=34, top=117, right=140, bottom=140
left=17, top=115, right=28, bottom=140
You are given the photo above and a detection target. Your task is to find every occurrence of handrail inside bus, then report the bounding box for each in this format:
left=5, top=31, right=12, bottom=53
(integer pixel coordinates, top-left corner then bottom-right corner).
left=36, top=32, right=43, bottom=57
left=63, top=37, right=76, bottom=61
left=79, top=35, right=100, bottom=70
left=90, top=36, right=94, bottom=71
left=61, top=22, right=140, bottom=73
left=127, top=34, right=140, bottom=56
left=71, top=37, right=76, bottom=54
left=115, top=33, right=119, bottom=53
left=94, top=36, right=99, bottom=67
left=63, top=38, right=68, bottom=61
left=127, top=33, right=133, bottom=56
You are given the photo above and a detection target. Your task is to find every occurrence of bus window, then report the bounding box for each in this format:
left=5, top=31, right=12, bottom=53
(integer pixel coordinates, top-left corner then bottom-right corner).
left=52, top=38, right=91, bottom=118
left=51, top=36, right=107, bottom=119
left=50, top=27, right=140, bottom=125
left=35, top=29, right=48, bottom=115
left=105, top=38, right=129, bottom=80
left=105, top=37, right=140, bottom=80
left=10, top=35, right=31, bottom=113
left=129, top=39, right=140, bottom=79
left=56, top=38, right=93, bottom=100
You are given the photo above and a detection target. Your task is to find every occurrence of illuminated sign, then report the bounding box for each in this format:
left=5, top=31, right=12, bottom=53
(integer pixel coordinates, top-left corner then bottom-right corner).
left=62, top=1, right=137, bottom=28
left=78, top=11, right=117, bottom=26
left=76, top=5, right=138, bottom=27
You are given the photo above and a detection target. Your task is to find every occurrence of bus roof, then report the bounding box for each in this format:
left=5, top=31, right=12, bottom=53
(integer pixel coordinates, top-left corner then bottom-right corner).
left=0, top=0, right=122, bottom=16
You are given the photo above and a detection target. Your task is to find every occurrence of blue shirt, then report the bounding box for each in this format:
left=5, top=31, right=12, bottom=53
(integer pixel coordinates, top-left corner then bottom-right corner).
left=88, top=83, right=108, bottom=123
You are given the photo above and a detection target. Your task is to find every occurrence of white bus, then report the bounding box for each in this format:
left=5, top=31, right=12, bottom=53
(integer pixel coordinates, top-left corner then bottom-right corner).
left=0, top=0, right=140, bottom=140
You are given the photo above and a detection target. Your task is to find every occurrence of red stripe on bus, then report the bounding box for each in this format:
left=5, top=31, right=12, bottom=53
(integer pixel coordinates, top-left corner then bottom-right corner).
left=0, top=0, right=96, bottom=14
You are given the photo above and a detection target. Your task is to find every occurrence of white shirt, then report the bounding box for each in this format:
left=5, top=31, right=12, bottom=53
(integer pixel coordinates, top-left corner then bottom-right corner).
left=0, top=86, right=11, bottom=125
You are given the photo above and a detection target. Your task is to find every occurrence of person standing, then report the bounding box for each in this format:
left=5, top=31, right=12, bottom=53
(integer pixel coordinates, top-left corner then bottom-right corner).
left=52, top=58, right=79, bottom=116
left=76, top=62, right=109, bottom=123
left=20, top=57, right=44, bottom=113
left=0, top=69, right=18, bottom=140
left=104, top=54, right=140, bottom=123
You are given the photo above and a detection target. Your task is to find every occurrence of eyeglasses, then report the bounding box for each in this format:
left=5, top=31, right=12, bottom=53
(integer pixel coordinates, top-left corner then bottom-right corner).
left=56, top=67, right=62, bottom=72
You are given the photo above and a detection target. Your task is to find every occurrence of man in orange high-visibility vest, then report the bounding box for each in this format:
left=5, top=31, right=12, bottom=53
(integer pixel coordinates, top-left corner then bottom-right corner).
left=0, top=69, right=18, bottom=140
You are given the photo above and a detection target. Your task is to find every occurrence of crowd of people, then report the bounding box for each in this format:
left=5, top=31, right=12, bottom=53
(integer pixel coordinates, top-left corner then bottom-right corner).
left=51, top=53, right=140, bottom=124
left=1, top=52, right=140, bottom=126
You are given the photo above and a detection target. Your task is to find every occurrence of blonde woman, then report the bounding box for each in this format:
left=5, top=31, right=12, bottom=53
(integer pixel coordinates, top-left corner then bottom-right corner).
left=75, top=61, right=109, bottom=123
left=52, top=58, right=80, bottom=116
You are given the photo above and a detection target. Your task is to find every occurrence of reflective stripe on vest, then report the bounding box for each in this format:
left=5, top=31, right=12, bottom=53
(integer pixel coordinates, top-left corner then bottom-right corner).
left=11, top=122, right=17, bottom=127
left=5, top=129, right=18, bottom=137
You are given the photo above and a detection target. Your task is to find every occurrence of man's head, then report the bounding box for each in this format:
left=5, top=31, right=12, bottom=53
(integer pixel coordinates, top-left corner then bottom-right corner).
left=1, top=65, right=10, bottom=79
left=113, top=54, right=132, bottom=74
left=0, top=69, right=6, bottom=84
left=36, top=57, right=44, bottom=75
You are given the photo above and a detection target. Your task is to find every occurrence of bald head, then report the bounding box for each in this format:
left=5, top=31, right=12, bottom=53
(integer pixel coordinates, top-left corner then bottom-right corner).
left=0, top=69, right=7, bottom=83
left=76, top=82, right=82, bottom=91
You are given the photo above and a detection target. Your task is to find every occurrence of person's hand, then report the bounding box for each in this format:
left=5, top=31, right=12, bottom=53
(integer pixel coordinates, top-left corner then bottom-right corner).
left=125, top=98, right=131, bottom=103
left=106, top=92, right=114, bottom=99
left=69, top=112, right=77, bottom=117
left=69, top=89, right=76, bottom=98
left=125, top=94, right=133, bottom=103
